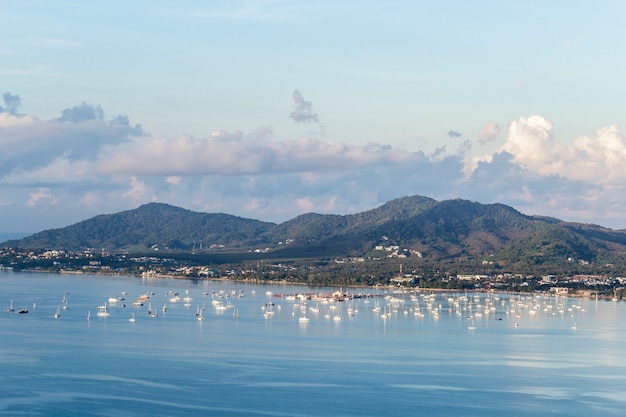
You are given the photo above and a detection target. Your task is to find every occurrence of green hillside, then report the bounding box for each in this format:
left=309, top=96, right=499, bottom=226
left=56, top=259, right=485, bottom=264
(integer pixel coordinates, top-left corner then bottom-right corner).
left=5, top=196, right=626, bottom=269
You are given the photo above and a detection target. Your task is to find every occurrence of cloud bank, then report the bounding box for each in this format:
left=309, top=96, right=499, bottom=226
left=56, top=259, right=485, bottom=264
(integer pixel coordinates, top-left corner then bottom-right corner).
left=1, top=94, right=626, bottom=232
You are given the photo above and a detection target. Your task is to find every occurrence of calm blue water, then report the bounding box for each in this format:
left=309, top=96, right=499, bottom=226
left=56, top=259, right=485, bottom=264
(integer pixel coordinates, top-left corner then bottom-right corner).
left=1, top=271, right=625, bottom=416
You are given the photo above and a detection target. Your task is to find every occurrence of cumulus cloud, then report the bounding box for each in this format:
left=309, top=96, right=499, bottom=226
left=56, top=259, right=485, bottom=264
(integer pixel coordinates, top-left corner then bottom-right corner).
left=5, top=95, right=626, bottom=231
left=27, top=188, right=58, bottom=207
left=289, top=90, right=321, bottom=124
left=479, top=115, right=626, bottom=185
left=0, top=102, right=142, bottom=179
left=97, top=134, right=412, bottom=176
left=122, top=177, right=150, bottom=202
left=166, top=176, right=182, bottom=185
left=477, top=121, right=500, bottom=144
left=447, top=130, right=462, bottom=138
left=466, top=115, right=626, bottom=226
left=0, top=92, right=22, bottom=115
left=58, top=102, right=104, bottom=122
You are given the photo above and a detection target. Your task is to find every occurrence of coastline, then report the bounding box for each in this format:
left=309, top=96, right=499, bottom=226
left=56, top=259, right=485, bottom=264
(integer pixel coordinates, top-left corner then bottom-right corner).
left=9, top=268, right=620, bottom=301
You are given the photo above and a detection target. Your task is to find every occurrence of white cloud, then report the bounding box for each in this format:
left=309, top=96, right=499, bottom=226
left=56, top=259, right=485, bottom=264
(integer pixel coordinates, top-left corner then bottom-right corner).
left=4, top=99, right=626, bottom=231
left=97, top=135, right=411, bottom=176
left=479, top=115, right=626, bottom=185
left=166, top=176, right=182, bottom=185
left=501, top=115, right=560, bottom=174
left=80, top=192, right=101, bottom=207
left=2, top=157, right=92, bottom=185
left=0, top=112, right=37, bottom=128
left=122, top=177, right=150, bottom=202
left=27, top=188, right=58, bottom=207
left=477, top=121, right=500, bottom=144
left=296, top=197, right=314, bottom=212
left=465, top=115, right=626, bottom=226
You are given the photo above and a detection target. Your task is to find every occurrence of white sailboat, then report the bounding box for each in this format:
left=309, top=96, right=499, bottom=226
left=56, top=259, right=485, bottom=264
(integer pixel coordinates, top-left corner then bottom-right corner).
left=299, top=310, right=309, bottom=323
left=147, top=302, right=157, bottom=317
left=54, top=307, right=61, bottom=319
left=7, top=300, right=14, bottom=312
left=129, top=312, right=136, bottom=322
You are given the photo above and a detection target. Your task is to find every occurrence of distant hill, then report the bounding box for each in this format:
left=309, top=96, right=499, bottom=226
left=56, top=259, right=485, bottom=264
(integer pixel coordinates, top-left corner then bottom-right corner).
left=3, top=203, right=275, bottom=252
left=5, top=196, right=626, bottom=267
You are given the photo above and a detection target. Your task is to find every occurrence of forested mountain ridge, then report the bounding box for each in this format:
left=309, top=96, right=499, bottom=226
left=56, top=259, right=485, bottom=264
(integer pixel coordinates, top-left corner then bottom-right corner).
left=5, top=203, right=276, bottom=251
left=4, top=196, right=626, bottom=267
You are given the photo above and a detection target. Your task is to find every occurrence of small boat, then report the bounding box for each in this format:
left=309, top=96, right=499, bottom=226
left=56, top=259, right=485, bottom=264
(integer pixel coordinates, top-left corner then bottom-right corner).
left=18, top=306, right=28, bottom=314
left=129, top=312, right=135, bottom=322
left=146, top=303, right=157, bottom=318
left=54, top=307, right=61, bottom=318
left=87, top=311, right=91, bottom=320
left=96, top=302, right=110, bottom=317
left=7, top=300, right=14, bottom=312
left=162, top=304, right=167, bottom=313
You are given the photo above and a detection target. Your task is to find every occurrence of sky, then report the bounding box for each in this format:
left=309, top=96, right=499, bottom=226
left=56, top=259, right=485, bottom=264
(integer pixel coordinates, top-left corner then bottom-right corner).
left=2, top=0, right=626, bottom=233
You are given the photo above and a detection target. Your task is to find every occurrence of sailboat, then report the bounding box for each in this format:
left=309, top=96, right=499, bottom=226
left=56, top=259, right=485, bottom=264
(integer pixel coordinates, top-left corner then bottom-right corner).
left=147, top=302, right=157, bottom=317
left=54, top=307, right=61, bottom=319
left=87, top=310, right=91, bottom=321
left=129, top=312, right=136, bottom=322
left=7, top=300, right=14, bottom=312
left=299, top=310, right=309, bottom=323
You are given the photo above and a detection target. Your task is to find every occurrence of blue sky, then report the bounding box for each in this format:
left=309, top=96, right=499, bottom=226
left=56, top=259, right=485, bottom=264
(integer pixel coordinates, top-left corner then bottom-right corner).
left=2, top=0, right=626, bottom=232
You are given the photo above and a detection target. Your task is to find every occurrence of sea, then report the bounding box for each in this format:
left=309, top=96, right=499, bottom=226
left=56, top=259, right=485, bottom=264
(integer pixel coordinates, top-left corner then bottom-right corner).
left=1, top=271, right=625, bottom=417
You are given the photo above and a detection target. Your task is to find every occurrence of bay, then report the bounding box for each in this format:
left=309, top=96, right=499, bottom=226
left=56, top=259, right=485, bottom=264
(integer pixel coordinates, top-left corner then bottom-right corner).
left=1, top=271, right=625, bottom=416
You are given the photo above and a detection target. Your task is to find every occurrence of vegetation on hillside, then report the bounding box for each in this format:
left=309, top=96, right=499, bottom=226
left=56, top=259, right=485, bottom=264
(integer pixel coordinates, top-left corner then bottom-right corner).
left=4, top=195, right=626, bottom=274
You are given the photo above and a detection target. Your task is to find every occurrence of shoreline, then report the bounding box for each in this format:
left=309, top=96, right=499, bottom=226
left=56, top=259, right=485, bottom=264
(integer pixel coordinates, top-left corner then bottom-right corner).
left=8, top=268, right=621, bottom=301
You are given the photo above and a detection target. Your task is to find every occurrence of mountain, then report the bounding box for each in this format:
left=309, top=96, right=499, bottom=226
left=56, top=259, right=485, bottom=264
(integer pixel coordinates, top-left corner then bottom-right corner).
left=4, top=196, right=626, bottom=267
left=4, top=203, right=275, bottom=251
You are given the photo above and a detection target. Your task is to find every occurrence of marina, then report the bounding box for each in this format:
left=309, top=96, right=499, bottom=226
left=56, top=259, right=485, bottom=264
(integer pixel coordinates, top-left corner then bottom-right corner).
left=1, top=270, right=626, bottom=416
